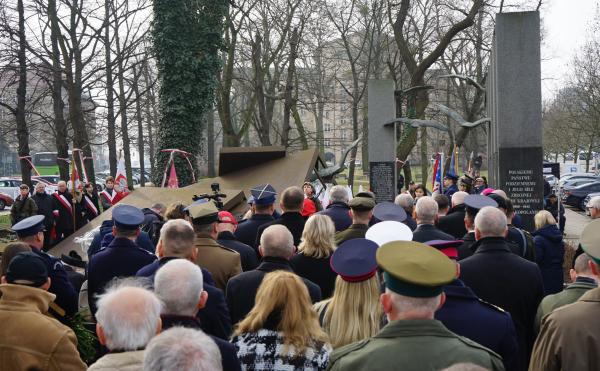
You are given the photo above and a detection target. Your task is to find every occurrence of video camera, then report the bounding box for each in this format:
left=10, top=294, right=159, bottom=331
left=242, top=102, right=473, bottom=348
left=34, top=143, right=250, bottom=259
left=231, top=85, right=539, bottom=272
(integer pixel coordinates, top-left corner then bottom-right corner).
left=192, top=182, right=227, bottom=210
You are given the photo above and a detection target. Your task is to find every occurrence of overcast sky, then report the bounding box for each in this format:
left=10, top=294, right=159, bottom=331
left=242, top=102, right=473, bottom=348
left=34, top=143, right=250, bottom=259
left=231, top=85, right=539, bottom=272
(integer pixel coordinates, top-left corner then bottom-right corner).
left=541, top=0, right=598, bottom=102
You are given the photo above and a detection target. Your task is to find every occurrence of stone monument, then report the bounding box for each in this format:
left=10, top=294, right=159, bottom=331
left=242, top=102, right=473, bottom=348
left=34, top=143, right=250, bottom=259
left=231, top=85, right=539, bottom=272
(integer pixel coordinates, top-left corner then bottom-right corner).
left=368, top=80, right=397, bottom=203
left=487, top=11, right=543, bottom=231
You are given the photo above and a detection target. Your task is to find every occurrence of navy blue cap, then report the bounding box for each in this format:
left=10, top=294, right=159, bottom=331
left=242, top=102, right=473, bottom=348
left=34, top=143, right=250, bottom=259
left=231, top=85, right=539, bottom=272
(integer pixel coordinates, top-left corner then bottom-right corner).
left=330, top=238, right=379, bottom=282
left=487, top=193, right=507, bottom=210
left=444, top=173, right=458, bottom=181
left=250, top=184, right=277, bottom=205
left=11, top=215, right=45, bottom=238
left=112, top=204, right=144, bottom=230
left=425, top=240, right=464, bottom=259
left=6, top=251, right=48, bottom=287
left=464, top=194, right=498, bottom=218
left=373, top=202, right=407, bottom=223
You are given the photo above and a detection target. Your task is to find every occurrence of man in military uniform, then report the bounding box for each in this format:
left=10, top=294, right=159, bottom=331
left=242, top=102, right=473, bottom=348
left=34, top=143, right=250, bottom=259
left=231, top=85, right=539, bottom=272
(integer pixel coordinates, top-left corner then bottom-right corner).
left=87, top=205, right=157, bottom=315
left=255, top=186, right=306, bottom=248
left=443, top=173, right=459, bottom=199
left=328, top=241, right=504, bottom=371
left=188, top=200, right=241, bottom=291
left=458, top=195, right=498, bottom=260
left=334, top=197, right=375, bottom=245
left=12, top=215, right=78, bottom=316
left=535, top=253, right=597, bottom=333
left=52, top=181, right=74, bottom=242
left=531, top=219, right=600, bottom=370
left=235, top=184, right=277, bottom=251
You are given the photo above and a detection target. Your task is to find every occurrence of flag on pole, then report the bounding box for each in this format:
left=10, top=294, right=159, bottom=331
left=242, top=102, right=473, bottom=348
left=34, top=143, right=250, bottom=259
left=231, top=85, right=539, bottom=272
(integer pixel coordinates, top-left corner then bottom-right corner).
left=167, top=161, right=179, bottom=188
left=69, top=157, right=81, bottom=192
left=448, top=146, right=458, bottom=178
left=432, top=153, right=442, bottom=195
left=114, top=155, right=129, bottom=193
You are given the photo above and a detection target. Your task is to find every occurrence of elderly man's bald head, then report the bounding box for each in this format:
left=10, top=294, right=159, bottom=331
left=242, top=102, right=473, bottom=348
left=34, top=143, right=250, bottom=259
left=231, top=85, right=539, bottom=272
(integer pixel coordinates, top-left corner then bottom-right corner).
left=259, top=224, right=294, bottom=259
left=451, top=191, right=469, bottom=207
left=474, top=206, right=507, bottom=239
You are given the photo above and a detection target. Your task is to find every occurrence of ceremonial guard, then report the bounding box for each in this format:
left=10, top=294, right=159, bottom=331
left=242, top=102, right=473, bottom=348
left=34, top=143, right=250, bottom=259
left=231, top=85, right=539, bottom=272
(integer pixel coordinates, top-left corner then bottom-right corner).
left=52, top=181, right=74, bottom=241
left=328, top=241, right=504, bottom=371
left=11, top=215, right=78, bottom=316
left=99, top=176, right=124, bottom=211
left=334, top=197, right=375, bottom=245
left=87, top=205, right=157, bottom=315
left=235, top=184, right=277, bottom=251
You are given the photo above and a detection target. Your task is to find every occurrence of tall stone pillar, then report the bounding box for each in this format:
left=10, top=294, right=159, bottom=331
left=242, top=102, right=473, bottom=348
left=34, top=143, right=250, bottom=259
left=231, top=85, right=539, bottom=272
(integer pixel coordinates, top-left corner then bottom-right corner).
left=487, top=11, right=543, bottom=231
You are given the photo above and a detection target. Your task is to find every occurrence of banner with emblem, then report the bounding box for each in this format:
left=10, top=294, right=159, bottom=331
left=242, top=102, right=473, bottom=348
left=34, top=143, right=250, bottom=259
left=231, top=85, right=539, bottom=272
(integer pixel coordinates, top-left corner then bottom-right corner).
left=114, top=154, right=129, bottom=193
left=432, top=153, right=442, bottom=195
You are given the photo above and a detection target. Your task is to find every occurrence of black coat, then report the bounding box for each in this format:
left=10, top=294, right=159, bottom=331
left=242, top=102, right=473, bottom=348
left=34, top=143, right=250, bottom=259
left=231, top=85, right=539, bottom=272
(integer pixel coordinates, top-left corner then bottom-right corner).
left=141, top=208, right=163, bottom=244
left=435, top=279, right=519, bottom=371
left=31, top=192, right=54, bottom=228
left=225, top=257, right=322, bottom=325
left=290, top=253, right=337, bottom=299
left=459, top=237, right=544, bottom=371
left=234, top=214, right=275, bottom=250
left=218, top=231, right=260, bottom=271
left=255, top=212, right=306, bottom=248
left=160, top=315, right=241, bottom=371
left=52, top=191, right=74, bottom=237
left=87, top=237, right=157, bottom=315
left=403, top=214, right=417, bottom=231
left=81, top=193, right=100, bottom=222
left=32, top=248, right=78, bottom=316
left=87, top=220, right=155, bottom=259
left=458, top=231, right=476, bottom=260
left=136, top=257, right=232, bottom=340
left=316, top=202, right=352, bottom=232
left=412, top=224, right=455, bottom=243
left=533, top=225, right=565, bottom=295
left=438, top=204, right=467, bottom=239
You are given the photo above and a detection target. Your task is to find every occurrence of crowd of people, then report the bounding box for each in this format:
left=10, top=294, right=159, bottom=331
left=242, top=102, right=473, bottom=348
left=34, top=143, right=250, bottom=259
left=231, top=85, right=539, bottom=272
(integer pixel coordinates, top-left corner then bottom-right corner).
left=0, top=177, right=597, bottom=371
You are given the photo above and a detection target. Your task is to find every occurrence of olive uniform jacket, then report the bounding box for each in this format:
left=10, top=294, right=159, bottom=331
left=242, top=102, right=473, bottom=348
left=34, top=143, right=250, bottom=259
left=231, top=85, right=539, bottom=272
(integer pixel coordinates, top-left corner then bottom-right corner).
left=327, top=319, right=504, bottom=371
left=530, top=287, right=600, bottom=371
left=10, top=195, right=38, bottom=225
left=334, top=224, right=368, bottom=245
left=0, top=284, right=86, bottom=371
left=195, top=237, right=242, bottom=291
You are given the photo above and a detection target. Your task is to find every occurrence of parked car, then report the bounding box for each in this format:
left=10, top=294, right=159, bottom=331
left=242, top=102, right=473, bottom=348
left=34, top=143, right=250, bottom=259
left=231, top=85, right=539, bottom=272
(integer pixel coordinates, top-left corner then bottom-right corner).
left=0, top=177, right=55, bottom=199
left=562, top=181, right=600, bottom=210
left=584, top=192, right=600, bottom=216
left=559, top=175, right=600, bottom=189
left=0, top=192, right=14, bottom=211
left=561, top=178, right=597, bottom=190
left=544, top=174, right=558, bottom=188
left=33, top=175, right=60, bottom=184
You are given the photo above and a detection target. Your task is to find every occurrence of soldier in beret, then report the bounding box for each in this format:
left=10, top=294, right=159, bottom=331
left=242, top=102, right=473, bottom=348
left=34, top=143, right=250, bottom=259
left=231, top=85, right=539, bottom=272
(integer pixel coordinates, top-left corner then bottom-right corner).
left=328, top=241, right=504, bottom=371
left=531, top=219, right=600, bottom=371
left=334, top=197, right=375, bottom=245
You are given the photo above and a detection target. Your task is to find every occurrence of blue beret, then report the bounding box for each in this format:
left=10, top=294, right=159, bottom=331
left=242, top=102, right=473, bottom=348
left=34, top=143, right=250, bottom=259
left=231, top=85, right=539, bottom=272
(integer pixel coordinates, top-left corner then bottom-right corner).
left=250, top=184, right=277, bottom=205
left=373, top=202, right=407, bottom=223
left=330, top=238, right=379, bottom=282
left=11, top=215, right=45, bottom=238
left=112, top=205, right=144, bottom=230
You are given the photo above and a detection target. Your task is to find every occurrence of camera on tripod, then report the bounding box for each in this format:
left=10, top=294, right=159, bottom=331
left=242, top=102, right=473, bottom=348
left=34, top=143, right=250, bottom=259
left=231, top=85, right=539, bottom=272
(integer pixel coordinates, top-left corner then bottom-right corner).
left=192, top=182, right=227, bottom=210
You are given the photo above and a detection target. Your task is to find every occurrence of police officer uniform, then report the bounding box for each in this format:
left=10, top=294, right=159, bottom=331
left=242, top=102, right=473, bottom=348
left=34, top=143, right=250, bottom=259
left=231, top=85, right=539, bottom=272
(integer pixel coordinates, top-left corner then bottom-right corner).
left=87, top=205, right=157, bottom=315
left=328, top=241, right=504, bottom=371
left=234, top=184, right=277, bottom=251
left=334, top=197, right=375, bottom=245
left=188, top=201, right=241, bottom=291
left=458, top=195, right=498, bottom=260
left=428, top=240, right=519, bottom=371
left=12, top=215, right=78, bottom=316
left=443, top=174, right=459, bottom=199
left=371, top=202, right=407, bottom=225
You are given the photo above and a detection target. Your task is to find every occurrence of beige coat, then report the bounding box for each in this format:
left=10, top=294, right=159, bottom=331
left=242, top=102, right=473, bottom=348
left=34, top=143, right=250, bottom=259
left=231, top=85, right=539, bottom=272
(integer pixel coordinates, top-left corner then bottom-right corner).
left=0, top=284, right=86, bottom=371
left=87, top=350, right=145, bottom=371
left=530, top=287, right=600, bottom=371
left=195, top=236, right=241, bottom=290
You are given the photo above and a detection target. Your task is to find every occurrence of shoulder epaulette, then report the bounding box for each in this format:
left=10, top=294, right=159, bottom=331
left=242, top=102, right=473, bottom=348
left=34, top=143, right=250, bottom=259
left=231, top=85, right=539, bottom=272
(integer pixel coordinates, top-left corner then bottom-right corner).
left=477, top=298, right=507, bottom=313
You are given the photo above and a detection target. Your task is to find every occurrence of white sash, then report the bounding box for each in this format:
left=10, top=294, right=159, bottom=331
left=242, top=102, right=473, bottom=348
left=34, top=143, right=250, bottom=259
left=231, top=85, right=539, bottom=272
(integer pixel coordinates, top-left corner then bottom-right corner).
left=53, top=193, right=73, bottom=215
left=84, top=195, right=98, bottom=216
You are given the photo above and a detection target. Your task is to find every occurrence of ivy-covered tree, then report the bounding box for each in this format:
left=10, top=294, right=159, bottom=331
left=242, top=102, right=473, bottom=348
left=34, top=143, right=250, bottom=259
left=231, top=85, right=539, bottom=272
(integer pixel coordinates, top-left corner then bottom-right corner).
left=152, top=0, right=228, bottom=186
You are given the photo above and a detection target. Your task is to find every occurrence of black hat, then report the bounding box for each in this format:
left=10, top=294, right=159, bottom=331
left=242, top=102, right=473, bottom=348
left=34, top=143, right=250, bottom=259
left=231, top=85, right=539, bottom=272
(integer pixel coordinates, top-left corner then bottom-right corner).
left=355, top=191, right=376, bottom=199
left=464, top=194, right=498, bottom=219
left=444, top=173, right=458, bottom=181
left=61, top=251, right=87, bottom=269
left=373, top=202, right=407, bottom=223
left=330, top=239, right=379, bottom=282
left=112, top=205, right=145, bottom=230
left=250, top=184, right=277, bottom=205
left=11, top=215, right=45, bottom=238
left=6, top=252, right=48, bottom=287
left=487, top=193, right=507, bottom=210
left=459, top=174, right=474, bottom=187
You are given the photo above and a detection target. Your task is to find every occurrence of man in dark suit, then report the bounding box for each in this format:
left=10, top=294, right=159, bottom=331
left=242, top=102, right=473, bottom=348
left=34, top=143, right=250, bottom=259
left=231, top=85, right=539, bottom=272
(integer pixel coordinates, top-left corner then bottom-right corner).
left=458, top=195, right=498, bottom=260
left=226, top=224, right=321, bottom=325
left=136, top=219, right=232, bottom=340
left=394, top=193, right=417, bottom=230
left=255, top=186, right=306, bottom=248
left=412, top=196, right=454, bottom=243
left=217, top=211, right=259, bottom=271
left=438, top=191, right=469, bottom=239
left=87, top=205, right=157, bottom=315
left=460, top=206, right=544, bottom=371
left=154, top=259, right=241, bottom=371
left=317, top=185, right=352, bottom=232
left=235, top=184, right=277, bottom=250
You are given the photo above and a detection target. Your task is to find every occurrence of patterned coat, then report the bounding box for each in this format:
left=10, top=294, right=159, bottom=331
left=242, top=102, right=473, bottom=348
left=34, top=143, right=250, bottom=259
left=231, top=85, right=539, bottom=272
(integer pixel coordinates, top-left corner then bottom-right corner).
left=232, top=329, right=331, bottom=371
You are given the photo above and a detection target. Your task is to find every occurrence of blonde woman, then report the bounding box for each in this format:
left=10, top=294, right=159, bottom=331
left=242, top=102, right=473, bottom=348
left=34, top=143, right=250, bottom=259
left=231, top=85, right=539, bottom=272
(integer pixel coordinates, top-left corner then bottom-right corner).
left=314, top=238, right=383, bottom=349
left=533, top=210, right=564, bottom=295
left=291, top=215, right=338, bottom=298
left=232, top=270, right=331, bottom=370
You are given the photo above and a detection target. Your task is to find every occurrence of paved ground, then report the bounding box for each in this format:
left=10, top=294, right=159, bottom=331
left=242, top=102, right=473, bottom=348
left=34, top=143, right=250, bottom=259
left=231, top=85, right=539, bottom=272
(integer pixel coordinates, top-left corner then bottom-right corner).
left=563, top=205, right=590, bottom=248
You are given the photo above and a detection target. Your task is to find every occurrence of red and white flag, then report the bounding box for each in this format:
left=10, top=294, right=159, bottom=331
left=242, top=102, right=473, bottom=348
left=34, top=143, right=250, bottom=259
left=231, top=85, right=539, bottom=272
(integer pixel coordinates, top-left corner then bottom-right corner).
left=69, top=159, right=81, bottom=191
left=167, top=161, right=179, bottom=189
left=114, top=156, right=129, bottom=193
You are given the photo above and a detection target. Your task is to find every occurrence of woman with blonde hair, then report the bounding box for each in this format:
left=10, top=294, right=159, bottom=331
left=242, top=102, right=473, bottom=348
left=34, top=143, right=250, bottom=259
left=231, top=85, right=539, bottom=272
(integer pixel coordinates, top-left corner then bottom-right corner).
left=291, top=214, right=338, bottom=298
left=314, top=238, right=383, bottom=349
left=533, top=209, right=564, bottom=295
left=232, top=270, right=331, bottom=370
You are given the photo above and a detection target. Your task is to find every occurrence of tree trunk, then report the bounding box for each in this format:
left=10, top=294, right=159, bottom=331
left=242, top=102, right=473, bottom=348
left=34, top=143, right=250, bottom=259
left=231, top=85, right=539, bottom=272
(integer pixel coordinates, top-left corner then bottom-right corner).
left=16, top=0, right=31, bottom=185
left=133, top=66, right=145, bottom=186
left=281, top=28, right=299, bottom=148
left=252, top=33, right=271, bottom=146
left=105, top=0, right=117, bottom=175
left=292, top=105, right=308, bottom=149
left=48, top=0, right=69, bottom=180
left=361, top=97, right=369, bottom=173
left=347, top=98, right=359, bottom=192
left=420, top=127, right=428, bottom=185
left=142, top=59, right=156, bottom=175
left=207, top=107, right=216, bottom=177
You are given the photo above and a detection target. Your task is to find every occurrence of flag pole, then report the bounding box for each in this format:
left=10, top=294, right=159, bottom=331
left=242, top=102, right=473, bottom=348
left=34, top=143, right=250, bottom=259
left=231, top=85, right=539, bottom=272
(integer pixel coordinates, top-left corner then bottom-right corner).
left=71, top=150, right=76, bottom=233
